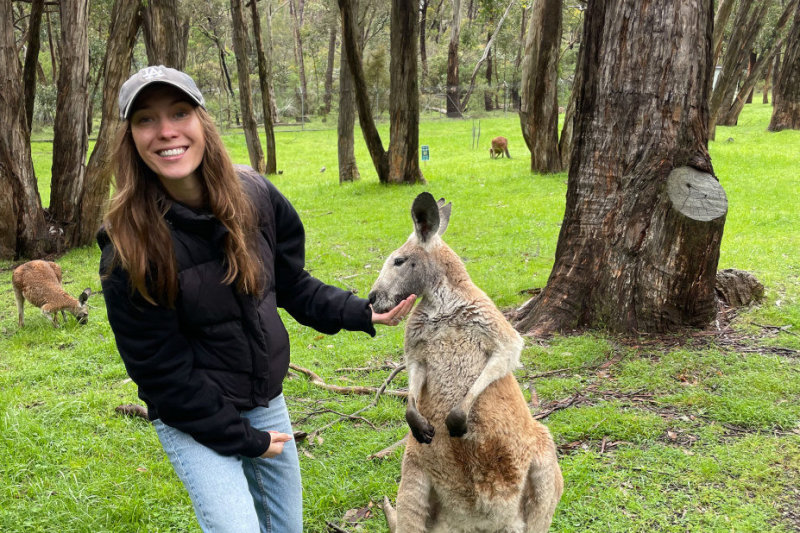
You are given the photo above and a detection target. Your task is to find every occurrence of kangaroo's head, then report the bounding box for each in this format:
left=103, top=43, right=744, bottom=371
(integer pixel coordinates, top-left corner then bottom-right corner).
left=368, top=193, right=452, bottom=314
left=75, top=288, right=91, bottom=325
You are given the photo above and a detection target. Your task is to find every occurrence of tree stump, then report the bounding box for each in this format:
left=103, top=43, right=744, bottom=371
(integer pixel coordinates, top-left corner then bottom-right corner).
left=715, top=269, right=764, bottom=307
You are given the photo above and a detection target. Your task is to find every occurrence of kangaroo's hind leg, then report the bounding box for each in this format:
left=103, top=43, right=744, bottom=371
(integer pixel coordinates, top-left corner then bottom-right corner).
left=521, top=446, right=563, bottom=533
left=13, top=285, right=25, bottom=327
left=396, top=449, right=437, bottom=533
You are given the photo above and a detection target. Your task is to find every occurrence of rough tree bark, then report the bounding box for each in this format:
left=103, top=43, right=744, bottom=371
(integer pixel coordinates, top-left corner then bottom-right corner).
left=142, top=0, right=188, bottom=69
left=23, top=0, right=44, bottom=131
left=446, top=0, right=462, bottom=117
left=338, top=0, right=360, bottom=184
left=769, top=0, right=800, bottom=131
left=0, top=0, right=49, bottom=259
left=81, top=0, right=142, bottom=247
left=249, top=0, right=277, bottom=174
left=519, top=0, right=562, bottom=173
left=230, top=0, right=266, bottom=173
left=388, top=0, right=424, bottom=183
left=515, top=0, right=726, bottom=335
left=49, top=0, right=90, bottom=248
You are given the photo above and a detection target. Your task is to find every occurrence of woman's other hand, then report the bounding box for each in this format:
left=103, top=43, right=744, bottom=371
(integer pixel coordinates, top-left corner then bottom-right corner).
left=260, top=431, right=293, bottom=458
left=371, top=294, right=417, bottom=326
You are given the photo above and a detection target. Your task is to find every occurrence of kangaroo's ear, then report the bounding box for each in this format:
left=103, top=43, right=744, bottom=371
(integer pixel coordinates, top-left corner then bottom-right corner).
left=79, top=288, right=91, bottom=305
left=411, top=192, right=440, bottom=243
left=437, top=199, right=452, bottom=236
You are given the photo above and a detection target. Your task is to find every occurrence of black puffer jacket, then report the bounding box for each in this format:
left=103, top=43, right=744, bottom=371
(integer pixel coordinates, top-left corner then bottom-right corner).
left=98, top=167, right=375, bottom=457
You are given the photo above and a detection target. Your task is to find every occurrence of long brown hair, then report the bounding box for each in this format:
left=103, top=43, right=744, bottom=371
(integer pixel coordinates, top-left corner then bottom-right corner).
left=103, top=106, right=265, bottom=306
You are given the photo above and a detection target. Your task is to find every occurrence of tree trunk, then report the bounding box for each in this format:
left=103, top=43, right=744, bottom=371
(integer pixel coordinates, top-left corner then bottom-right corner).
left=484, top=24, right=494, bottom=111
left=769, top=1, right=800, bottom=131
left=420, top=0, right=429, bottom=80
left=515, top=0, right=726, bottom=336
left=49, top=0, right=90, bottom=249
left=338, top=0, right=360, bottom=184
left=510, top=5, right=528, bottom=110
left=559, top=32, right=584, bottom=173
left=23, top=0, right=44, bottom=131
left=322, top=18, right=337, bottom=116
left=230, top=0, right=266, bottom=173
left=250, top=0, right=277, bottom=174
left=289, top=0, right=308, bottom=117
left=46, top=9, right=58, bottom=83
left=338, top=0, right=389, bottom=182
left=81, top=0, right=142, bottom=247
left=0, top=0, right=49, bottom=259
left=745, top=51, right=756, bottom=103
left=203, top=16, right=241, bottom=126
left=519, top=0, right=562, bottom=173
left=142, top=0, right=188, bottom=69
left=388, top=0, right=424, bottom=184
left=709, top=0, right=770, bottom=139
left=712, top=0, right=736, bottom=66
left=763, top=60, right=773, bottom=104
left=446, top=0, right=462, bottom=117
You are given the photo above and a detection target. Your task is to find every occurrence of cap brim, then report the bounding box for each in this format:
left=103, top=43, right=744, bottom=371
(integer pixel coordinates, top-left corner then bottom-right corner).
left=121, top=81, right=204, bottom=120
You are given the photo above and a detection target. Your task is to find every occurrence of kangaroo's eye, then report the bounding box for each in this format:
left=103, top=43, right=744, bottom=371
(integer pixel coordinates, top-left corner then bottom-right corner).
left=393, top=257, right=406, bottom=267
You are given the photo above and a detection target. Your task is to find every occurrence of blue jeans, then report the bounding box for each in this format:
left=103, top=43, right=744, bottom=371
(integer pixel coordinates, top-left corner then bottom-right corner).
left=153, top=394, right=302, bottom=533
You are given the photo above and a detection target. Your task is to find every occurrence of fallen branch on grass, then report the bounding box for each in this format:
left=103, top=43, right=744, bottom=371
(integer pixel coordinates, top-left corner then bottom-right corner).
left=368, top=434, right=409, bottom=460
left=290, top=363, right=408, bottom=398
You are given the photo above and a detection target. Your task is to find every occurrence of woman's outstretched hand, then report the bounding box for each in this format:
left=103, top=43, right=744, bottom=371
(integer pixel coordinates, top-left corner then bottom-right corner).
left=371, top=294, right=417, bottom=326
left=260, top=431, right=293, bottom=458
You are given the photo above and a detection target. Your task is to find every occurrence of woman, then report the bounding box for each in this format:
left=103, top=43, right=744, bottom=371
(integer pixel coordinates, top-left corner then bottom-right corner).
left=98, top=65, right=414, bottom=533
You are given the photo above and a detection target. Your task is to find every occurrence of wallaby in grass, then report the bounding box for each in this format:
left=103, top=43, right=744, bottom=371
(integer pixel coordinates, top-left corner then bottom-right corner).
left=369, top=193, right=562, bottom=533
left=13, top=260, right=91, bottom=327
left=490, top=136, right=511, bottom=159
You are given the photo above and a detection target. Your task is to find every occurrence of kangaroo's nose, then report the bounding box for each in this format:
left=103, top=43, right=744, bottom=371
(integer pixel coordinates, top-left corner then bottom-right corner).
left=368, top=292, right=377, bottom=305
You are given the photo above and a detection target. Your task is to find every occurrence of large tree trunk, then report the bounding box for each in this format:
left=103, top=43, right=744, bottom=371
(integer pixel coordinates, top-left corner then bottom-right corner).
left=769, top=1, right=800, bottom=131
left=49, top=0, right=90, bottom=249
left=388, top=0, right=424, bottom=184
left=515, top=0, right=726, bottom=336
left=289, top=0, right=308, bottom=117
left=250, top=0, right=277, bottom=174
left=519, top=0, right=562, bottom=173
left=709, top=0, right=770, bottom=139
left=142, top=0, right=188, bottom=69
left=0, top=0, right=49, bottom=259
left=338, top=0, right=360, bottom=184
left=81, top=0, right=142, bottom=247
left=23, top=0, right=44, bottom=131
left=338, top=0, right=389, bottom=182
left=230, top=0, right=266, bottom=173
left=446, top=0, right=462, bottom=117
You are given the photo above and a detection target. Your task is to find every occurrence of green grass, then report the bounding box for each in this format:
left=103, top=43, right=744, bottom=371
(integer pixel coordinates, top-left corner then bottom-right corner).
left=1, top=103, right=799, bottom=532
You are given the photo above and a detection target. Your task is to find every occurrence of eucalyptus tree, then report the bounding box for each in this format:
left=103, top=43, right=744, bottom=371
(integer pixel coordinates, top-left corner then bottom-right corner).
left=250, top=0, right=277, bottom=174
left=446, top=0, right=463, bottom=117
left=769, top=0, right=800, bottom=131
left=142, top=0, right=189, bottom=68
left=515, top=0, right=727, bottom=335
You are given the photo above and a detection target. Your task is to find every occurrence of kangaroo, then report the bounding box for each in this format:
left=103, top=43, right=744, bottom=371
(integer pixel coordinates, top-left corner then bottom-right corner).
left=489, top=136, right=511, bottom=159
left=12, top=260, right=91, bottom=327
left=369, top=193, right=562, bottom=533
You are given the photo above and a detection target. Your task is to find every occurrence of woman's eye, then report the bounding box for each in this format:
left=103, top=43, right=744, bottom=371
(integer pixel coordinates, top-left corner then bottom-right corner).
left=393, top=257, right=406, bottom=267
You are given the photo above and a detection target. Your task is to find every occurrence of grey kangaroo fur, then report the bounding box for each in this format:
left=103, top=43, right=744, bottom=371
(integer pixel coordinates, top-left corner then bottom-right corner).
left=13, top=260, right=90, bottom=327
left=369, top=193, right=562, bottom=532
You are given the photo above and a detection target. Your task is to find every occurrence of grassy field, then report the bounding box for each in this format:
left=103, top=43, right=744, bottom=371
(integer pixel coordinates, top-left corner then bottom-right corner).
left=2, top=103, right=799, bottom=532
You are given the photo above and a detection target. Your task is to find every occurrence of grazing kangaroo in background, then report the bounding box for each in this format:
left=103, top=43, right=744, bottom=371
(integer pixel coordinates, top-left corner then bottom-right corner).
left=490, top=136, right=511, bottom=159
left=369, top=193, right=562, bottom=533
left=13, top=260, right=91, bottom=327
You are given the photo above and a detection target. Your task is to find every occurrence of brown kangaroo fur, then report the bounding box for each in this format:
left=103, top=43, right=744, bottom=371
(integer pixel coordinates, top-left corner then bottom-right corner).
left=369, top=193, right=562, bottom=532
left=12, top=260, right=90, bottom=327
left=489, top=136, right=511, bottom=159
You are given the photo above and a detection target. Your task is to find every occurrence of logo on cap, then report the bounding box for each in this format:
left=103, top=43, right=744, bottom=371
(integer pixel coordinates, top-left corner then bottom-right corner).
left=140, top=66, right=166, bottom=81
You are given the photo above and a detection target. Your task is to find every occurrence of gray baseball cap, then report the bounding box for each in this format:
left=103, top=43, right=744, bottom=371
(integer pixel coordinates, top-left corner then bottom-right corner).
left=118, top=65, right=205, bottom=120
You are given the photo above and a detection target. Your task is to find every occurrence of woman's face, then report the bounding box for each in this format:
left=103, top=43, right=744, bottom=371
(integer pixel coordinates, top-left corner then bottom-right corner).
left=129, top=85, right=206, bottom=192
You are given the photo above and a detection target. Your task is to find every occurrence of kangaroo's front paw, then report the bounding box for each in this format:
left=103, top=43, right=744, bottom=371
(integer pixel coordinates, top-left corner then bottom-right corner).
left=445, top=408, right=468, bottom=437
left=406, top=410, right=435, bottom=444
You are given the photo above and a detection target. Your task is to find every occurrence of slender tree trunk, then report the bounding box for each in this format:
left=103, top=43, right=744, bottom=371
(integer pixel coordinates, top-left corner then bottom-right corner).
left=712, top=0, right=736, bottom=66
left=322, top=18, right=337, bottom=116
left=515, top=0, right=725, bottom=335
left=446, top=0, right=462, bottom=117
left=519, top=0, right=562, bottom=173
left=46, top=9, right=58, bottom=83
left=388, top=0, right=424, bottom=183
left=559, top=33, right=584, bottom=173
left=250, top=0, right=277, bottom=174
left=289, top=0, right=308, bottom=117
left=23, top=0, right=44, bottom=131
left=510, top=5, right=528, bottom=110
left=719, top=38, right=785, bottom=126
left=0, top=0, right=49, bottom=259
left=745, top=51, right=756, bottom=103
left=484, top=27, right=493, bottom=111
left=338, top=0, right=360, bottom=184
left=230, top=0, right=266, bottom=173
left=50, top=0, right=90, bottom=248
left=142, top=0, right=188, bottom=69
left=769, top=1, right=800, bottom=131
left=204, top=17, right=241, bottom=126
left=81, top=0, right=142, bottom=246
left=338, top=0, right=389, bottom=181
left=420, top=0, right=430, bottom=80
left=763, top=60, right=773, bottom=104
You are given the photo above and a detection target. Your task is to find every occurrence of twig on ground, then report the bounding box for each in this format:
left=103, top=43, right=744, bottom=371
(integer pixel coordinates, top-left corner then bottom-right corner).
left=369, top=434, right=409, bottom=460
left=290, top=363, right=408, bottom=398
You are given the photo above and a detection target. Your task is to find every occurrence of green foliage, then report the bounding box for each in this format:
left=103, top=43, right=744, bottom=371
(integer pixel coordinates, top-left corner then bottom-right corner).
left=1, top=104, right=799, bottom=532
